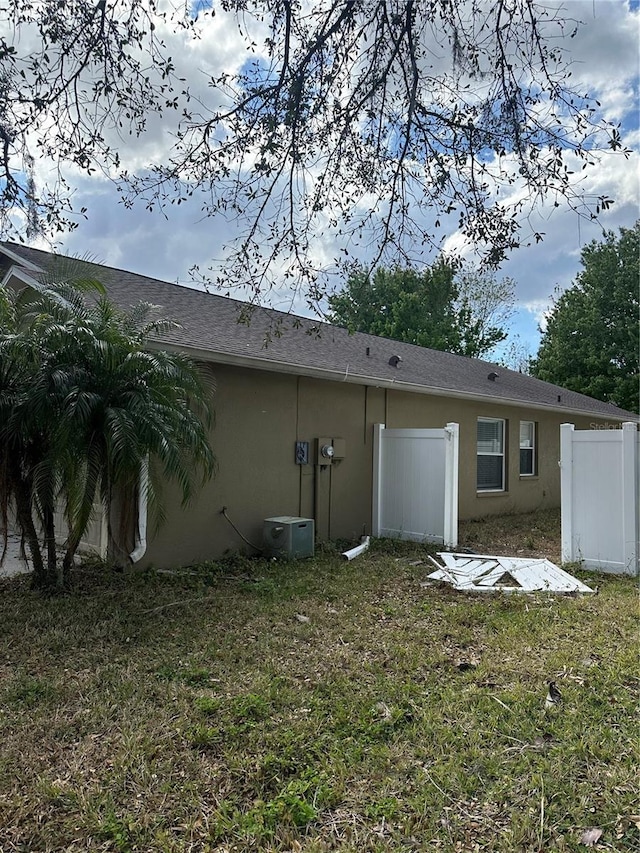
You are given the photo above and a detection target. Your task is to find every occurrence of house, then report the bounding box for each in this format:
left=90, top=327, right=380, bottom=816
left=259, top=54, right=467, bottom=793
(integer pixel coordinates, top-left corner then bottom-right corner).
left=1, top=241, right=636, bottom=567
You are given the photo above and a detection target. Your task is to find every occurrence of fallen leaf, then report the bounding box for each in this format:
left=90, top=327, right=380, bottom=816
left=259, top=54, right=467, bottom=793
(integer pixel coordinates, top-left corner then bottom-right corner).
left=532, top=734, right=553, bottom=750
left=374, top=701, right=393, bottom=721
left=579, top=827, right=603, bottom=847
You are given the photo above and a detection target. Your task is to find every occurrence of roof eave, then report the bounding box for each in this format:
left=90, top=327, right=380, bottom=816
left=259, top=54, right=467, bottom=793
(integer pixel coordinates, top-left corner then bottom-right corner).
left=1, top=266, right=46, bottom=292
left=0, top=245, right=44, bottom=272
left=150, top=339, right=636, bottom=422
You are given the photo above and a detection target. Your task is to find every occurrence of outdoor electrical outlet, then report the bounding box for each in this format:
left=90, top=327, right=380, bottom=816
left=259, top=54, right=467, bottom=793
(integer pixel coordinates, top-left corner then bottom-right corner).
left=295, top=441, right=310, bottom=465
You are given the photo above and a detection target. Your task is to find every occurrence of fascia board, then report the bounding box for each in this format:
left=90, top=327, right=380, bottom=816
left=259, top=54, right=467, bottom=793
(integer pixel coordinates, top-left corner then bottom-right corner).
left=1, top=266, right=45, bottom=291
left=2, top=266, right=82, bottom=313
left=148, top=339, right=636, bottom=423
left=0, top=246, right=44, bottom=272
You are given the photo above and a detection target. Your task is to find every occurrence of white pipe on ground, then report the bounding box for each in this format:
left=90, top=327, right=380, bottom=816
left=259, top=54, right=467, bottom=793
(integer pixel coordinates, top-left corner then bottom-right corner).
left=342, top=535, right=371, bottom=561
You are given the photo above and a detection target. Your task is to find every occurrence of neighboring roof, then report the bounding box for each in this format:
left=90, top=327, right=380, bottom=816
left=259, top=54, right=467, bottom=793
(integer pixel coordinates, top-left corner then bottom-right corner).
left=1, top=241, right=636, bottom=421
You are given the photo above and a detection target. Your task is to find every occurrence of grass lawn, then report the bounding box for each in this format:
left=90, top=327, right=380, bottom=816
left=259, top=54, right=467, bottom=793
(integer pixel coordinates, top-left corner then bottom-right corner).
left=0, top=510, right=638, bottom=852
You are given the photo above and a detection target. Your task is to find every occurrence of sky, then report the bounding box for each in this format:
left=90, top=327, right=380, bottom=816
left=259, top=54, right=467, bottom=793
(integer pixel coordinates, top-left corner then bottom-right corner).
left=23, top=0, right=640, bottom=361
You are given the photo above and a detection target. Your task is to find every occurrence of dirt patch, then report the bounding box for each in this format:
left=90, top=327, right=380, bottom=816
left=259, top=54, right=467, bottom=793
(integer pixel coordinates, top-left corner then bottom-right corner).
left=457, top=507, right=562, bottom=565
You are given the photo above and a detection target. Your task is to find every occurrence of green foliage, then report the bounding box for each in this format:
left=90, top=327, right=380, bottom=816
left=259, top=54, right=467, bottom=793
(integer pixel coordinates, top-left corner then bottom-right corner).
left=2, top=674, right=56, bottom=708
left=229, top=692, right=271, bottom=721
left=96, top=807, right=135, bottom=853
left=532, top=223, right=639, bottom=413
left=193, top=696, right=222, bottom=715
left=327, top=262, right=513, bottom=358
left=0, top=266, right=215, bottom=590
left=244, top=775, right=321, bottom=831
left=180, top=667, right=213, bottom=687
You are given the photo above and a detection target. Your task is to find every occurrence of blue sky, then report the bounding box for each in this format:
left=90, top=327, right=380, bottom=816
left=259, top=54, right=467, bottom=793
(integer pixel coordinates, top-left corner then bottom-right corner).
left=28, top=0, right=638, bottom=363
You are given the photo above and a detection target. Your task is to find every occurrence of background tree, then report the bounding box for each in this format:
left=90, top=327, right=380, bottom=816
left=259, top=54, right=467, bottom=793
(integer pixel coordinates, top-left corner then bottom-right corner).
left=496, top=336, right=534, bottom=375
left=0, top=274, right=215, bottom=590
left=327, top=262, right=514, bottom=359
left=0, top=2, right=627, bottom=306
left=453, top=266, right=516, bottom=359
left=327, top=263, right=459, bottom=352
left=531, top=223, right=639, bottom=413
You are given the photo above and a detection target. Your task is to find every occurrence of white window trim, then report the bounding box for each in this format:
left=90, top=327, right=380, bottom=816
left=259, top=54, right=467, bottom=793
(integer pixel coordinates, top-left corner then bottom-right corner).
left=519, top=420, right=537, bottom=477
left=477, top=417, right=506, bottom=492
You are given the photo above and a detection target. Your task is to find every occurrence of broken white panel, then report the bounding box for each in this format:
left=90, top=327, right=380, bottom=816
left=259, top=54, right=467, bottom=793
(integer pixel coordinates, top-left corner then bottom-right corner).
left=427, top=553, right=594, bottom=593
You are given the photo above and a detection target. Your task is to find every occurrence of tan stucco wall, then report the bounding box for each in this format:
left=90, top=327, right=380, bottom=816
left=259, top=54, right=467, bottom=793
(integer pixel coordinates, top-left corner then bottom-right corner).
left=383, top=392, right=601, bottom=518
left=142, top=362, right=624, bottom=568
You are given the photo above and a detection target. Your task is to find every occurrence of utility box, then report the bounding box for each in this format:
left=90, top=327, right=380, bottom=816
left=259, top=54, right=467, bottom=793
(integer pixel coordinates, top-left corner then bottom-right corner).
left=316, top=437, right=334, bottom=465
left=263, top=516, right=315, bottom=559
left=332, top=438, right=346, bottom=460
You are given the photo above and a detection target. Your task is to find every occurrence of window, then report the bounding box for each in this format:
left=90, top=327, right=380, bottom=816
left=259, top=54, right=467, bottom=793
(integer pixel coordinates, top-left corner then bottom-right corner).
left=477, top=418, right=505, bottom=491
left=520, top=421, right=536, bottom=476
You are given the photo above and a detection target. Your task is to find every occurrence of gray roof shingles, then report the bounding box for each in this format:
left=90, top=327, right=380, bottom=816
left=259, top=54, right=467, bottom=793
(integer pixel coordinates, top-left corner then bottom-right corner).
left=1, top=241, right=636, bottom=420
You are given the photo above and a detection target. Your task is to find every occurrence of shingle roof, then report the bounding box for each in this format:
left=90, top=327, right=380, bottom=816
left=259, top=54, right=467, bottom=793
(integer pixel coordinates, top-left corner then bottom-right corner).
left=1, top=240, right=636, bottom=420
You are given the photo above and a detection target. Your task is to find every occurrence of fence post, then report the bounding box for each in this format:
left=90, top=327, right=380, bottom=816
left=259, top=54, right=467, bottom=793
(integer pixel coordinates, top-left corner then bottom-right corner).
left=621, top=422, right=639, bottom=575
left=444, top=423, right=459, bottom=549
left=560, top=423, right=574, bottom=564
left=372, top=424, right=385, bottom=537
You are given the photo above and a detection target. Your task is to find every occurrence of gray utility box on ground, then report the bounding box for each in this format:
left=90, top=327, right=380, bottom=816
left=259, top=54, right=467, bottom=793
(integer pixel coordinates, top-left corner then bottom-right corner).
left=263, top=517, right=315, bottom=559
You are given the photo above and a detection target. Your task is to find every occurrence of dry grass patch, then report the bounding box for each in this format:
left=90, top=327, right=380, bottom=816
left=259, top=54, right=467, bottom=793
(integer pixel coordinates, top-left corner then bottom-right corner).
left=0, top=512, right=638, bottom=852
left=458, top=507, right=564, bottom=565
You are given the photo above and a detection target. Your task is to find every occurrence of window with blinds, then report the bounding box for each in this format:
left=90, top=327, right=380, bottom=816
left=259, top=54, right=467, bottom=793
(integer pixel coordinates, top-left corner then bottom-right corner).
left=520, top=420, right=536, bottom=476
left=477, top=418, right=505, bottom=491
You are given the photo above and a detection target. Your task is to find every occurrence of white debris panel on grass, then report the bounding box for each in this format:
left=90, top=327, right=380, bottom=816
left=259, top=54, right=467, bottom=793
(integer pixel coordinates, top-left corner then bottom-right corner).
left=427, top=553, right=594, bottom=593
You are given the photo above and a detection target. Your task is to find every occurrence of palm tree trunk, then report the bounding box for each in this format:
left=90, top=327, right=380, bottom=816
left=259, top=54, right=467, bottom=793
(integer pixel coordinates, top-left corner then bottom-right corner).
left=42, top=506, right=59, bottom=587
left=61, top=547, right=74, bottom=589
left=13, top=475, right=48, bottom=589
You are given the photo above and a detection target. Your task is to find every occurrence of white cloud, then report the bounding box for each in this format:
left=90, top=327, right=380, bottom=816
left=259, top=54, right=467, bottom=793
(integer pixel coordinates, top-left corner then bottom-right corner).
left=5, top=0, right=633, bottom=345
left=522, top=298, right=555, bottom=333
left=550, top=0, right=640, bottom=93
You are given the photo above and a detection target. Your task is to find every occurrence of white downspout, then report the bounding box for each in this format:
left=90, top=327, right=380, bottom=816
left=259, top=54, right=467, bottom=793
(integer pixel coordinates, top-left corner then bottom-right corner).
left=129, top=458, right=149, bottom=564
left=342, top=536, right=371, bottom=561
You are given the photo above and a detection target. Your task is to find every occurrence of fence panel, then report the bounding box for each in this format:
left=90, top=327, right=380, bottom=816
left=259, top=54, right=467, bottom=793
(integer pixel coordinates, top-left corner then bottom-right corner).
left=372, top=423, right=458, bottom=547
left=53, top=499, right=109, bottom=558
left=560, top=422, right=639, bottom=574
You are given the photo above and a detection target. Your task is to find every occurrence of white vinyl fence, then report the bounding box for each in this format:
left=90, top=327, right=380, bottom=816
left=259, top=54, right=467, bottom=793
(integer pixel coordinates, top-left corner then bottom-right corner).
left=560, top=422, right=639, bottom=575
left=372, top=423, right=458, bottom=548
left=53, top=499, right=109, bottom=558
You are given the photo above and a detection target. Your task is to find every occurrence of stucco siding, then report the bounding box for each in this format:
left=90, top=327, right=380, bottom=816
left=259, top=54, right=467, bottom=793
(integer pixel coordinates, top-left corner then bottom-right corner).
left=141, top=364, right=624, bottom=568
left=144, top=364, right=301, bottom=566
left=3, top=242, right=634, bottom=572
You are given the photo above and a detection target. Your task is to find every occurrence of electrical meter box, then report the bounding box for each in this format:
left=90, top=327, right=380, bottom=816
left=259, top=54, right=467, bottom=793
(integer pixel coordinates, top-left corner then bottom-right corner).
left=263, top=516, right=315, bottom=559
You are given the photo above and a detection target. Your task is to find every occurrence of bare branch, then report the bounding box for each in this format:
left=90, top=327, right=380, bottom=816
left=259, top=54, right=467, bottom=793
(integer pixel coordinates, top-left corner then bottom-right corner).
left=0, top=1, right=630, bottom=308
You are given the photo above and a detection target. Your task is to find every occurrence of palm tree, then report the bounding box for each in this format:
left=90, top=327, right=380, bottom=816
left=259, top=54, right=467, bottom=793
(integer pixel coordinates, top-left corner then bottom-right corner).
left=0, top=272, right=215, bottom=590
left=0, top=284, right=54, bottom=588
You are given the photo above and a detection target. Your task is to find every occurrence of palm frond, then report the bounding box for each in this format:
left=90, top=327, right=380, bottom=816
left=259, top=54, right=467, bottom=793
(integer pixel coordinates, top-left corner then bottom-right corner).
left=1, top=270, right=216, bottom=586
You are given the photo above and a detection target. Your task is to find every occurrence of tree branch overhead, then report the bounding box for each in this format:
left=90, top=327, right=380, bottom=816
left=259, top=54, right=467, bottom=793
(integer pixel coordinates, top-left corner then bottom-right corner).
left=0, top=1, right=629, bottom=306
